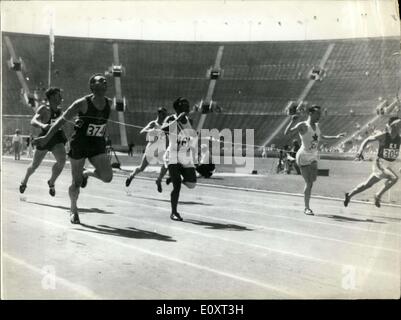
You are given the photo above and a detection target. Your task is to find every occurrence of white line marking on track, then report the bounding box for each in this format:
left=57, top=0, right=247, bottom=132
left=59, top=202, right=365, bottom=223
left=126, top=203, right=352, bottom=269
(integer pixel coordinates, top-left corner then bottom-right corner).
left=5, top=157, right=400, bottom=209
left=115, top=173, right=401, bottom=209
left=5, top=182, right=399, bottom=253
left=5, top=208, right=301, bottom=298
left=8, top=191, right=400, bottom=279
left=6, top=168, right=399, bottom=235
left=2, top=253, right=101, bottom=299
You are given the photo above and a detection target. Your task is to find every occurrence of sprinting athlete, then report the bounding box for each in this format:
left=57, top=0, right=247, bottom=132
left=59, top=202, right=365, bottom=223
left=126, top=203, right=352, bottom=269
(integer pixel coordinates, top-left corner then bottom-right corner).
left=34, top=74, right=113, bottom=224
left=284, top=105, right=346, bottom=215
left=20, top=87, right=67, bottom=196
left=344, top=117, right=401, bottom=208
left=125, top=107, right=168, bottom=192
left=162, top=97, right=198, bottom=221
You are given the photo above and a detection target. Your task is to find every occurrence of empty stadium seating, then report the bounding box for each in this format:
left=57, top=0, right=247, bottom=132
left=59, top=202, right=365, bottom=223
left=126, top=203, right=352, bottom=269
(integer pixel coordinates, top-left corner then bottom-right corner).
left=2, top=32, right=399, bottom=149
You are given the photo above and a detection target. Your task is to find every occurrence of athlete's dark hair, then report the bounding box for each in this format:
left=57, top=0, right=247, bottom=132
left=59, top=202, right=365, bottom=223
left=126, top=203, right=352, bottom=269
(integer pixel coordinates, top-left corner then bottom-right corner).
left=45, top=87, right=61, bottom=100
left=173, top=97, right=190, bottom=113
left=308, top=105, right=321, bottom=114
left=89, top=73, right=107, bottom=91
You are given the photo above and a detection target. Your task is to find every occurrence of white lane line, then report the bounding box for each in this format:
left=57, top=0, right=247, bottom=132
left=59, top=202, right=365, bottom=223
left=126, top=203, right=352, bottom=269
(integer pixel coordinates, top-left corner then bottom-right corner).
left=80, top=193, right=401, bottom=253
left=2, top=253, right=101, bottom=299
left=4, top=157, right=400, bottom=209
left=4, top=208, right=301, bottom=298
left=209, top=204, right=401, bottom=237
left=8, top=192, right=399, bottom=279
left=5, top=183, right=400, bottom=253
left=116, top=170, right=401, bottom=207
left=6, top=168, right=398, bottom=236
left=186, top=212, right=400, bottom=254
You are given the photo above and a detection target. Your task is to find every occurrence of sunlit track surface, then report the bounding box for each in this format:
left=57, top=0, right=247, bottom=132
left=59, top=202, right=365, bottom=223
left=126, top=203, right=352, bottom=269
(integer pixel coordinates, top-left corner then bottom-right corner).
left=2, top=159, right=400, bottom=299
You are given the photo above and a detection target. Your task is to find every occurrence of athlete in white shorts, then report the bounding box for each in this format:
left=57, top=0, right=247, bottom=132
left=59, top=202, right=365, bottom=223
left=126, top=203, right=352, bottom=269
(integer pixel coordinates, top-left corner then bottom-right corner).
left=284, top=105, right=346, bottom=215
left=344, top=117, right=401, bottom=208
left=162, top=97, right=198, bottom=221
left=125, top=107, right=168, bottom=192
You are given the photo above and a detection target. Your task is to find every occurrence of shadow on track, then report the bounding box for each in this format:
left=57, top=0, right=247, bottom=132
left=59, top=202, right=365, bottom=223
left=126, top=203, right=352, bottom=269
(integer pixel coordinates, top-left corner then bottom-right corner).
left=26, top=201, right=115, bottom=215
left=182, top=218, right=253, bottom=231
left=77, top=223, right=176, bottom=242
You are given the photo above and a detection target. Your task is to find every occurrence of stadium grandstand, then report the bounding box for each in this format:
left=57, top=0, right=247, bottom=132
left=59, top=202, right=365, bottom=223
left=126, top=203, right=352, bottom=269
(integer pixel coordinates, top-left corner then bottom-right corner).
left=3, top=32, right=400, bottom=154
left=2, top=0, right=401, bottom=302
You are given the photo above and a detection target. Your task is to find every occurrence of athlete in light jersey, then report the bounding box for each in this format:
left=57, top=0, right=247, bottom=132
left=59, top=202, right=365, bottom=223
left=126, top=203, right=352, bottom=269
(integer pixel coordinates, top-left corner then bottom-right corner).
left=344, top=117, right=401, bottom=208
left=125, top=107, right=168, bottom=192
left=162, top=97, right=198, bottom=221
left=284, top=105, right=346, bottom=215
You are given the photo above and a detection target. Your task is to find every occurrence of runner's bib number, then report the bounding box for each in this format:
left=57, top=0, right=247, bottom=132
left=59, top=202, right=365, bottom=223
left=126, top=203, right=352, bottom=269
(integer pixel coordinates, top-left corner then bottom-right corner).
left=383, top=148, right=399, bottom=160
left=310, top=141, right=318, bottom=151
left=86, top=124, right=106, bottom=137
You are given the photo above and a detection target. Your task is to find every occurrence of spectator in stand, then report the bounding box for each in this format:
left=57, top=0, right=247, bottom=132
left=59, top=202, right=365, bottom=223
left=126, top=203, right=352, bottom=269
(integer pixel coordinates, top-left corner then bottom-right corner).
left=12, top=129, right=23, bottom=160
left=128, top=142, right=135, bottom=157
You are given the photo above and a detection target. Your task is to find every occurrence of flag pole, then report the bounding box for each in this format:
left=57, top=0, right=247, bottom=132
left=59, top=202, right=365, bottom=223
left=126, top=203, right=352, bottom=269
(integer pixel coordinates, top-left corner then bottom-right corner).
left=48, top=13, right=54, bottom=87
left=48, top=39, right=52, bottom=87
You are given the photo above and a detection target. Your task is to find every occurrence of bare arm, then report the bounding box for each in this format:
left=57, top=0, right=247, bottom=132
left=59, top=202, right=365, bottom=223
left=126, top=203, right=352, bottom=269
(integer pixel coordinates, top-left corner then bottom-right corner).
left=140, top=121, right=156, bottom=134
left=161, top=113, right=187, bottom=131
left=355, top=132, right=384, bottom=160
left=321, top=132, right=347, bottom=140
left=284, top=115, right=300, bottom=135
left=34, top=99, right=84, bottom=146
left=284, top=117, right=308, bottom=138
left=30, top=106, right=50, bottom=130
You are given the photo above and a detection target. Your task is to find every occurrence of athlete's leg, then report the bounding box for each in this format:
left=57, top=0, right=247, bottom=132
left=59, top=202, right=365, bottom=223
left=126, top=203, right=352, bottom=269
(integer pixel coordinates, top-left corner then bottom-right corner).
left=168, top=164, right=183, bottom=220
left=48, top=143, right=67, bottom=186
left=375, top=169, right=398, bottom=203
left=20, top=148, right=48, bottom=188
left=134, top=154, right=149, bottom=176
left=69, top=157, right=86, bottom=223
left=155, top=165, right=168, bottom=192
left=126, top=154, right=149, bottom=187
left=300, top=163, right=315, bottom=214
left=347, top=174, right=381, bottom=198
left=87, top=153, right=113, bottom=183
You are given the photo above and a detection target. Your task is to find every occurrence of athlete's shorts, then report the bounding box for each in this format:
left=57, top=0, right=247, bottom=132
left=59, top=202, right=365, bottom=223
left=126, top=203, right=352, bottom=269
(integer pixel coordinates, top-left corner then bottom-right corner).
left=296, top=150, right=318, bottom=167
left=68, top=137, right=106, bottom=160
left=372, top=157, right=400, bottom=179
left=36, top=131, right=67, bottom=151
left=144, top=142, right=166, bottom=165
left=168, top=163, right=197, bottom=184
left=164, top=148, right=196, bottom=168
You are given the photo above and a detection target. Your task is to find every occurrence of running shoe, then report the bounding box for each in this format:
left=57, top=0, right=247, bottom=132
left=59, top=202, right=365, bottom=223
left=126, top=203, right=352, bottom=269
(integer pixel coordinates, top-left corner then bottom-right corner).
left=70, top=211, right=80, bottom=224
left=170, top=212, right=183, bottom=221
left=374, top=195, right=381, bottom=208
left=344, top=193, right=350, bottom=207
left=19, top=183, right=27, bottom=194
left=125, top=174, right=133, bottom=187
left=156, top=179, right=162, bottom=193
left=304, top=208, right=314, bottom=216
left=48, top=180, right=56, bottom=197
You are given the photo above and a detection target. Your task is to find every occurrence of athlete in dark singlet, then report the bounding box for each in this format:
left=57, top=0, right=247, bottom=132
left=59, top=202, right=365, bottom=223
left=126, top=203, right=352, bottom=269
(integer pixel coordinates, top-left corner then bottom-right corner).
left=20, top=87, right=67, bottom=196
left=34, top=74, right=113, bottom=224
left=344, top=117, right=401, bottom=208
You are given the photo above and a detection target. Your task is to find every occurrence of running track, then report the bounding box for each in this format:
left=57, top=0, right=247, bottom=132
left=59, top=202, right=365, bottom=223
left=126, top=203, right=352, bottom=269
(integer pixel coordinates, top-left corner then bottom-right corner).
left=2, top=159, right=400, bottom=299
